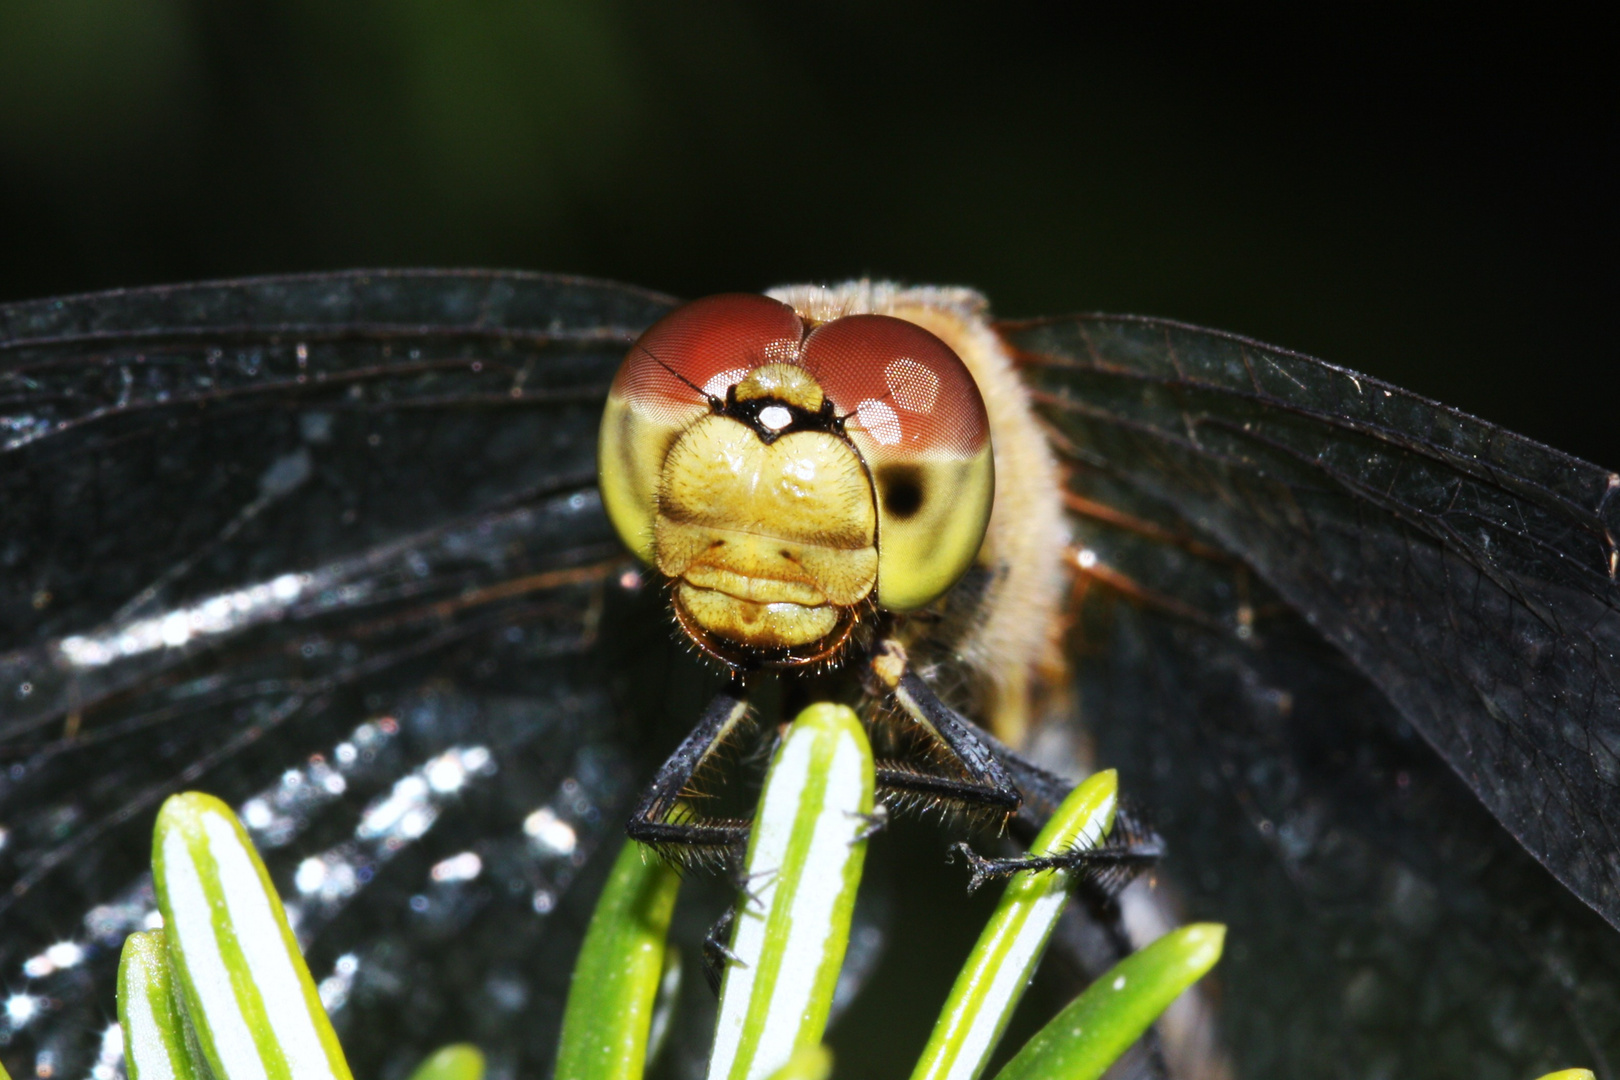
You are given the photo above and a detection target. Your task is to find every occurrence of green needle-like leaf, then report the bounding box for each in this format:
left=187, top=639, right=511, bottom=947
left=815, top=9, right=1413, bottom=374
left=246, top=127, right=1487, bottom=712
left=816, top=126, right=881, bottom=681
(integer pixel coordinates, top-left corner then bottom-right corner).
left=708, top=703, right=874, bottom=1080
left=152, top=791, right=354, bottom=1080
left=994, top=923, right=1225, bottom=1080
left=762, top=1045, right=833, bottom=1080
left=555, top=839, right=681, bottom=1080
left=119, top=929, right=205, bottom=1080
left=406, top=1044, right=487, bottom=1080
left=911, top=769, right=1118, bottom=1080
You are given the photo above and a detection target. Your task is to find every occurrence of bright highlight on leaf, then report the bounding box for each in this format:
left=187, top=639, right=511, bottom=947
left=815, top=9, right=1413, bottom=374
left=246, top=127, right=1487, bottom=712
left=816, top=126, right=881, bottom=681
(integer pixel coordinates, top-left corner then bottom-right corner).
left=762, top=1044, right=833, bottom=1080
left=151, top=791, right=354, bottom=1080
left=911, top=769, right=1119, bottom=1080
left=994, top=923, right=1225, bottom=1080
left=555, top=839, right=682, bottom=1080
left=406, top=1043, right=487, bottom=1080
left=707, top=703, right=874, bottom=1080
left=1533, top=1071, right=1597, bottom=1080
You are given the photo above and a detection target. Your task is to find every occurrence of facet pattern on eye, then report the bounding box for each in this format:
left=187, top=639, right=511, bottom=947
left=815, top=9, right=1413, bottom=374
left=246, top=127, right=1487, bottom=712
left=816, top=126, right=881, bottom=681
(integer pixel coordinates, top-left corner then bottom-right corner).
left=884, top=357, right=941, bottom=413
left=600, top=292, right=996, bottom=664
left=800, top=314, right=989, bottom=462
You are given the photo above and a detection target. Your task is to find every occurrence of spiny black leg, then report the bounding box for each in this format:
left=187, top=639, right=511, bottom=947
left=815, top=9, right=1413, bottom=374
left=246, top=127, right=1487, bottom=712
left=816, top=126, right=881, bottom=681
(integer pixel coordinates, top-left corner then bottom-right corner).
left=849, top=806, right=889, bottom=844
left=952, top=831, right=1165, bottom=894
left=702, top=905, right=741, bottom=996
left=869, top=639, right=1163, bottom=891
left=627, top=684, right=754, bottom=870
left=700, top=861, right=782, bottom=995
left=873, top=643, right=1173, bottom=1080
left=956, top=722, right=1166, bottom=895
left=866, top=640, right=1022, bottom=820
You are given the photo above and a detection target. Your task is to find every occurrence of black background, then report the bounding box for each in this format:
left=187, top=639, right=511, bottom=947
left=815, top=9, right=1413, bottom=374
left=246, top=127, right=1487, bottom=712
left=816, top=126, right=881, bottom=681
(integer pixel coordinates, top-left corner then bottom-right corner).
left=1, top=5, right=1613, bottom=465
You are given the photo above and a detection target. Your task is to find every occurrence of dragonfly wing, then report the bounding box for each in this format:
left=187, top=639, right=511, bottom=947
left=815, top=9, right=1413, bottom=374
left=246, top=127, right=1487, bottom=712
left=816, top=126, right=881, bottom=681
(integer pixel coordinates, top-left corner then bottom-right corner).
left=1008, top=313, right=1620, bottom=931
left=0, top=269, right=675, bottom=652
left=0, top=271, right=681, bottom=1074
left=1073, top=528, right=1620, bottom=1073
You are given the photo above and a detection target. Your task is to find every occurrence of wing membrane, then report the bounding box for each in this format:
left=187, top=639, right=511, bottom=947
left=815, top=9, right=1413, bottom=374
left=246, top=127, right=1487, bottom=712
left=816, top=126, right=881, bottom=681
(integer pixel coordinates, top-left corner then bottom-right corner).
left=1007, top=313, right=1620, bottom=929
left=0, top=271, right=678, bottom=1073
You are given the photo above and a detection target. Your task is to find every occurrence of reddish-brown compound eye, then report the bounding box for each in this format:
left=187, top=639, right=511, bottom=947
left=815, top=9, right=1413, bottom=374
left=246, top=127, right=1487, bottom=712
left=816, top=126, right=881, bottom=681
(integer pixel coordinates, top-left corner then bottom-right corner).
left=800, top=315, right=994, bottom=611
left=599, top=294, right=806, bottom=564
left=609, top=294, right=804, bottom=424
left=601, top=295, right=995, bottom=636
left=800, top=315, right=990, bottom=459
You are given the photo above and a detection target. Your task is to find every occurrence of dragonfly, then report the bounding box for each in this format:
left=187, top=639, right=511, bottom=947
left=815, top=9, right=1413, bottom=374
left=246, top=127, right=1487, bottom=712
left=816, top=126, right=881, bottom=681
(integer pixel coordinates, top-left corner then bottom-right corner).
left=0, top=270, right=1616, bottom=1079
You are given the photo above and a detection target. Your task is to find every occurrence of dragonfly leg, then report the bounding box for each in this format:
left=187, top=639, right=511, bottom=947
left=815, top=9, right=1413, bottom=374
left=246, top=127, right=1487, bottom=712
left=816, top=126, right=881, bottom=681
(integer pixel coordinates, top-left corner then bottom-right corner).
left=695, top=858, right=784, bottom=994
left=868, top=638, right=1162, bottom=892
left=864, top=638, right=1023, bottom=823
left=868, top=637, right=1017, bottom=822
left=626, top=684, right=754, bottom=871
left=849, top=805, right=890, bottom=844
left=951, top=831, right=1164, bottom=894
left=701, top=903, right=742, bottom=995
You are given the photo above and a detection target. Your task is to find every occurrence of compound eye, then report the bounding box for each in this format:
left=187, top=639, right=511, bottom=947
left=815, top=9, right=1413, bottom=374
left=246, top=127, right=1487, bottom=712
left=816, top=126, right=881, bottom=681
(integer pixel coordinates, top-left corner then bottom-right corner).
left=599, top=295, right=804, bottom=563
left=801, top=315, right=994, bottom=611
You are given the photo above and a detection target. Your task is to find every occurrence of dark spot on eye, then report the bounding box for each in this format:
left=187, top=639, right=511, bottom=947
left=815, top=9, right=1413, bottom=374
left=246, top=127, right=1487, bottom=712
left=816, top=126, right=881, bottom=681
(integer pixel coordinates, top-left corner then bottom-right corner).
left=879, top=466, right=925, bottom=519
left=710, top=539, right=725, bottom=548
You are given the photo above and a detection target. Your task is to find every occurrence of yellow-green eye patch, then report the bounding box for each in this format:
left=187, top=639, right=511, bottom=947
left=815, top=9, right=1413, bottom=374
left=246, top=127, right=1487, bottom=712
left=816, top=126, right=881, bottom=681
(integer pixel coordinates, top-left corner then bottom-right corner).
left=599, top=293, right=995, bottom=665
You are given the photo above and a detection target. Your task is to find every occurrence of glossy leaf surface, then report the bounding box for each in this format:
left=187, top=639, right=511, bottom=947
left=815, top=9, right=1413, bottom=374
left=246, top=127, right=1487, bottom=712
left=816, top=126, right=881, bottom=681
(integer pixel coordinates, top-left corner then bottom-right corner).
left=555, top=840, right=680, bottom=1080
left=993, top=924, right=1224, bottom=1080
left=912, top=770, right=1118, bottom=1080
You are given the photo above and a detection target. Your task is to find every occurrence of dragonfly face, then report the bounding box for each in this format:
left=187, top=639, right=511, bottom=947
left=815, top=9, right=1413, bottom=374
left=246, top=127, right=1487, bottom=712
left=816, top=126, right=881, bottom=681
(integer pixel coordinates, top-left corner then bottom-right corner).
left=595, top=289, right=1116, bottom=891
left=598, top=292, right=994, bottom=667
left=1, top=271, right=1618, bottom=1079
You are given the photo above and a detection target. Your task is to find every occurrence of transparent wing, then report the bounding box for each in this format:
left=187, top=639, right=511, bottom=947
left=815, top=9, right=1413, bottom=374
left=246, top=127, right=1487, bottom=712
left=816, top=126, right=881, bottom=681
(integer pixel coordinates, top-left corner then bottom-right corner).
left=0, top=271, right=684, bottom=1074
left=1009, top=313, right=1620, bottom=928
left=1008, top=313, right=1620, bottom=1075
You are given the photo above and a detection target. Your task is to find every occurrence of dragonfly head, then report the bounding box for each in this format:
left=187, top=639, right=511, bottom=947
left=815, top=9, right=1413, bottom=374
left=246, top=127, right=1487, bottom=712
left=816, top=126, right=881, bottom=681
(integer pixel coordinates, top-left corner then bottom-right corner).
left=599, top=293, right=994, bottom=667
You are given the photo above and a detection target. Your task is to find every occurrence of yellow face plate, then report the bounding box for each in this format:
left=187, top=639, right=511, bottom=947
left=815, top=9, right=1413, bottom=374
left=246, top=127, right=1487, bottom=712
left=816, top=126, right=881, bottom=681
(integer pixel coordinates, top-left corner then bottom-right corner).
left=599, top=292, right=994, bottom=668
left=655, top=417, right=877, bottom=653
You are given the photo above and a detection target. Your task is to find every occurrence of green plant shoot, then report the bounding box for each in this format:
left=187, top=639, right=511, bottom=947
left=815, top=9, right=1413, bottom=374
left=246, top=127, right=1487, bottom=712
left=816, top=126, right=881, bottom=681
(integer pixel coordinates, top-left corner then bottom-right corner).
left=994, top=923, right=1225, bottom=1080
left=911, top=769, right=1119, bottom=1080
left=555, top=839, right=682, bottom=1080
left=150, top=791, right=354, bottom=1080
left=707, top=703, right=874, bottom=1080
